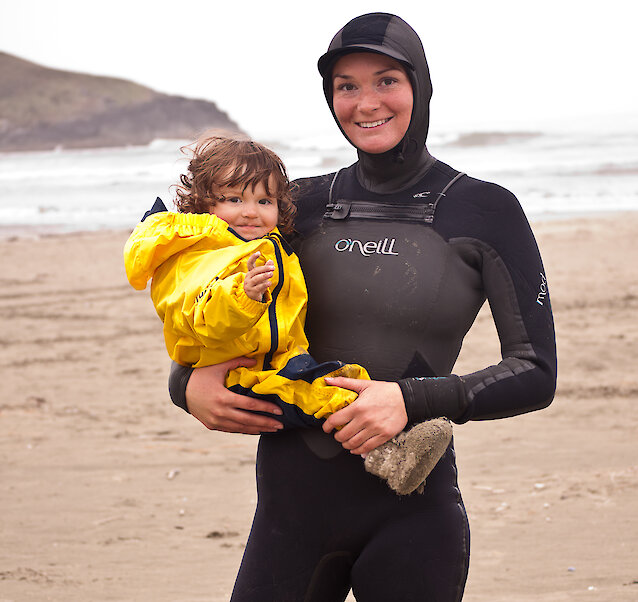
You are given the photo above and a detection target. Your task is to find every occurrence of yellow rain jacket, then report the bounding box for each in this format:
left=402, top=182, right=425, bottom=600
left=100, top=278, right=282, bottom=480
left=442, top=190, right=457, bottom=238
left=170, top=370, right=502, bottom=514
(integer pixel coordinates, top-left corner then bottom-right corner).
left=123, top=208, right=369, bottom=426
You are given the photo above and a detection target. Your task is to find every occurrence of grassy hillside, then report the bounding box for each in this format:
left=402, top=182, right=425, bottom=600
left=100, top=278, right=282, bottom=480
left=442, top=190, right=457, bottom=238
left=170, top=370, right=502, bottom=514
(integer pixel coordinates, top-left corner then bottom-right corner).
left=0, top=52, right=241, bottom=151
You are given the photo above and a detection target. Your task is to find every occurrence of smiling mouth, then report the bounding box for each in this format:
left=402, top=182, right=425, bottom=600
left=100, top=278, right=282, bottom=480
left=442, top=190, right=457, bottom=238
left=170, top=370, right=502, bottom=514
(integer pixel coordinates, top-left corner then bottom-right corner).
left=356, top=117, right=392, bottom=129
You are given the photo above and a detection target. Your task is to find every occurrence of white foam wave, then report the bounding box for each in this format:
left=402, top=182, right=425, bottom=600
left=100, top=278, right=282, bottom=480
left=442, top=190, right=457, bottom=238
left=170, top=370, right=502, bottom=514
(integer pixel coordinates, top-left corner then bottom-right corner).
left=1, top=129, right=637, bottom=233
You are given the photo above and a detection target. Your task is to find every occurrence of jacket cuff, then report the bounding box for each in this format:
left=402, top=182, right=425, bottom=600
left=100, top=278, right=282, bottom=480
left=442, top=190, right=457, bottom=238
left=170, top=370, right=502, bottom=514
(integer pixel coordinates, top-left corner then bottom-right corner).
left=398, top=375, right=469, bottom=423
left=169, top=361, right=194, bottom=413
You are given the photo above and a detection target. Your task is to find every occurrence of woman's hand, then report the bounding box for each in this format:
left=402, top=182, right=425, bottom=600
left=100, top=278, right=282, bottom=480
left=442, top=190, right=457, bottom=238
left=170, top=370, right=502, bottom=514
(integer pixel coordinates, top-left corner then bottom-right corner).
left=244, top=252, right=274, bottom=302
left=322, top=377, right=407, bottom=455
left=185, top=357, right=284, bottom=434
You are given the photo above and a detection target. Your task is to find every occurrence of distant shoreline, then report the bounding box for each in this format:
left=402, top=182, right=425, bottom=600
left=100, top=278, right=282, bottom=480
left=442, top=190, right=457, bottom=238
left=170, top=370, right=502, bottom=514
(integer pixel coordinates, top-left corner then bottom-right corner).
left=2, top=209, right=637, bottom=242
left=3, top=129, right=636, bottom=240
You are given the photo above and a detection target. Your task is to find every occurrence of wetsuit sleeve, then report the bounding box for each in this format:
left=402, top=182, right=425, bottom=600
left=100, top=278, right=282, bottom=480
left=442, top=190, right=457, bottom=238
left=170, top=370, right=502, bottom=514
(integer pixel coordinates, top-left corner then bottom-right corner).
left=400, top=187, right=557, bottom=423
left=169, top=361, right=193, bottom=413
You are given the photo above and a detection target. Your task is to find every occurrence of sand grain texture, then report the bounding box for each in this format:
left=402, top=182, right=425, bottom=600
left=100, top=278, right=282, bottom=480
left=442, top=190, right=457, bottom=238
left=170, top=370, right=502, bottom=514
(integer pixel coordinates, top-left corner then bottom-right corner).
left=1, top=215, right=637, bottom=601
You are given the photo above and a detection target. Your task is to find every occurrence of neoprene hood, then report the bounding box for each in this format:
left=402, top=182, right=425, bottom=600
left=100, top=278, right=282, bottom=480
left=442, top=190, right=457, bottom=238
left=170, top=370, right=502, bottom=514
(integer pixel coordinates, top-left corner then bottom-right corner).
left=318, top=13, right=435, bottom=193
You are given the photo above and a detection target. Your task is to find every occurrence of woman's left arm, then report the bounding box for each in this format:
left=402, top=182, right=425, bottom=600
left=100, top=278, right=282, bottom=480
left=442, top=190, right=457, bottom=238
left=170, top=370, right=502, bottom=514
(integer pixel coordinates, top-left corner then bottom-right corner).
left=399, top=186, right=557, bottom=425
left=325, top=185, right=557, bottom=454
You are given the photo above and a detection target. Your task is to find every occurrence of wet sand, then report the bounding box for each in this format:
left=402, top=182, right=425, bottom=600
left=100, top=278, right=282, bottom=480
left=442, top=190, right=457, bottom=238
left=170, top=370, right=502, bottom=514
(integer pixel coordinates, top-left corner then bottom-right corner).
left=1, top=214, right=637, bottom=601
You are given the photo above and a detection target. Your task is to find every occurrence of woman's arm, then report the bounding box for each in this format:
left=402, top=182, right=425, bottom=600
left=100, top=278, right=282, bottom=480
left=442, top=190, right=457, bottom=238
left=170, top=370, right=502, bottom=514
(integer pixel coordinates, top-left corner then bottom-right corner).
left=321, top=185, right=557, bottom=453
left=169, top=359, right=285, bottom=434
left=399, top=187, right=557, bottom=424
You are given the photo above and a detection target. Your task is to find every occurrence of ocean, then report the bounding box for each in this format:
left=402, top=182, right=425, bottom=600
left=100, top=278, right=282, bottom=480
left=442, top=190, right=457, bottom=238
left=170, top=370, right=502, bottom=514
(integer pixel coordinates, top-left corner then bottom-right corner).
left=1, top=127, right=636, bottom=237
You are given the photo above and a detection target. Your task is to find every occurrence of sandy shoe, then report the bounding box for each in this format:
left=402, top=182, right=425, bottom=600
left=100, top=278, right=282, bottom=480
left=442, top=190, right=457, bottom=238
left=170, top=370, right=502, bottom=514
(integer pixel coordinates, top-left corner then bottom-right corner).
left=364, top=418, right=453, bottom=495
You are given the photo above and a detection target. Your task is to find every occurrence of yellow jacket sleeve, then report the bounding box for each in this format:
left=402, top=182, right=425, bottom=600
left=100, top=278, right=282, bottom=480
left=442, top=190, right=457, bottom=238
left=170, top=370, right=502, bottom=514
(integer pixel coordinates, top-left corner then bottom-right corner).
left=155, top=253, right=272, bottom=359
left=124, top=211, right=279, bottom=366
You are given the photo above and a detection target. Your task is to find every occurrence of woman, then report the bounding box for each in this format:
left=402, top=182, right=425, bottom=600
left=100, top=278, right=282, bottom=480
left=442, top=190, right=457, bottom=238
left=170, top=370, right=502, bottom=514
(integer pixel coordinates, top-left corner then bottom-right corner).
left=169, top=13, right=557, bottom=601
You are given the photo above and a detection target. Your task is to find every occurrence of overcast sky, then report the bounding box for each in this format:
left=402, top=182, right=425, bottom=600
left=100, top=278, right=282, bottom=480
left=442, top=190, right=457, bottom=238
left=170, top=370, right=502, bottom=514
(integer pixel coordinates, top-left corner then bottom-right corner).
left=2, top=0, right=637, bottom=140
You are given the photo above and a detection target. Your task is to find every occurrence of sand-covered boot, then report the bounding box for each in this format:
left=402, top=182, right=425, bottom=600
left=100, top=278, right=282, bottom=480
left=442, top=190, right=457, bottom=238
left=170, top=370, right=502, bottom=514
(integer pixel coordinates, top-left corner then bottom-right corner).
left=364, top=418, right=453, bottom=495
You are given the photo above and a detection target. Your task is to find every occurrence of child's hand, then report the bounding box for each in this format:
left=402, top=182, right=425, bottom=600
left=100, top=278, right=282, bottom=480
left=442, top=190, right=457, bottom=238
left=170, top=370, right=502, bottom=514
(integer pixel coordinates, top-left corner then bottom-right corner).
left=244, top=252, right=275, bottom=302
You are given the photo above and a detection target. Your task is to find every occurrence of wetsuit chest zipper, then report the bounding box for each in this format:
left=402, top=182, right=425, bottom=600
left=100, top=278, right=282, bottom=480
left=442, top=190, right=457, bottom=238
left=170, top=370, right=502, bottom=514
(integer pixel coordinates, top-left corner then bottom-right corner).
left=325, top=171, right=466, bottom=224
left=325, top=200, right=437, bottom=223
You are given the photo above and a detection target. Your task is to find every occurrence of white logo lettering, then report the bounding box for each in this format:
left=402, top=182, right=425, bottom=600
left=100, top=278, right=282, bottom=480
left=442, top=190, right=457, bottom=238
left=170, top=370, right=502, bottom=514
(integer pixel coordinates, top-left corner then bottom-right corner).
left=334, top=238, right=399, bottom=257
left=536, top=272, right=548, bottom=305
left=334, top=239, right=351, bottom=252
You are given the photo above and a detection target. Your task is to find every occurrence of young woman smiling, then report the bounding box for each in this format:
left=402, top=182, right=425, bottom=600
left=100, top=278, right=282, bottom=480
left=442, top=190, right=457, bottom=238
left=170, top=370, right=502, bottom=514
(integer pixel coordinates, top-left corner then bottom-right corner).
left=332, top=52, right=414, bottom=154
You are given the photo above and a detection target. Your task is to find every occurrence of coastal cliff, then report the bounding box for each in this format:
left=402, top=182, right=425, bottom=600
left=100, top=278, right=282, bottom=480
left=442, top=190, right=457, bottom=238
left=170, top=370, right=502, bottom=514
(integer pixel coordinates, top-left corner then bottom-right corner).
left=0, top=52, right=242, bottom=152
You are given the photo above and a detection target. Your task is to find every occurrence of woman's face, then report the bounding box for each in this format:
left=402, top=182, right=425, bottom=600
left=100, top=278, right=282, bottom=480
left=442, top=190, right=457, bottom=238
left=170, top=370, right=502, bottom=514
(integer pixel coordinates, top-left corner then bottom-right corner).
left=332, top=52, right=413, bottom=154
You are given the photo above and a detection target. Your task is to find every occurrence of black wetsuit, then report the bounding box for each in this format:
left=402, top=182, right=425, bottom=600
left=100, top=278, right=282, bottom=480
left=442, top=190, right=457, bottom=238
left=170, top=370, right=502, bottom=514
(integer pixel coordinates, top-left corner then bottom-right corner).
left=168, top=13, right=557, bottom=602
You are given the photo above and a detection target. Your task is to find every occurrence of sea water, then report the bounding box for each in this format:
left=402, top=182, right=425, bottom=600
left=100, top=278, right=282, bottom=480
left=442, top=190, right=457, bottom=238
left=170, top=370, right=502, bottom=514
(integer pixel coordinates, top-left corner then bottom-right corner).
left=1, top=127, right=637, bottom=236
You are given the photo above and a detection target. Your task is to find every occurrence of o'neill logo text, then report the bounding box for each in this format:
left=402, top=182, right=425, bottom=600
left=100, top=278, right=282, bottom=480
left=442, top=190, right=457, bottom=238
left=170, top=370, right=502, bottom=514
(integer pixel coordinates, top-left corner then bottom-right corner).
left=334, top=238, right=399, bottom=257
left=536, top=272, right=548, bottom=305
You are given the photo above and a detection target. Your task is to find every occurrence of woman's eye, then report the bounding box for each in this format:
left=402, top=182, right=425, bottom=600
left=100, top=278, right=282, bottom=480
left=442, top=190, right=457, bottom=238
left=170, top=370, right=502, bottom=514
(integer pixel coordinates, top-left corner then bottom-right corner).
left=335, top=82, right=356, bottom=92
left=380, top=77, right=397, bottom=87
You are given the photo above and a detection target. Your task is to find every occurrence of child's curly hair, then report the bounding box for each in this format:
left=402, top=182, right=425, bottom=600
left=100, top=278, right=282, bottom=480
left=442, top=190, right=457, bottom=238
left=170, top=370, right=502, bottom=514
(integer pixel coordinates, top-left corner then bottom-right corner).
left=174, top=134, right=296, bottom=234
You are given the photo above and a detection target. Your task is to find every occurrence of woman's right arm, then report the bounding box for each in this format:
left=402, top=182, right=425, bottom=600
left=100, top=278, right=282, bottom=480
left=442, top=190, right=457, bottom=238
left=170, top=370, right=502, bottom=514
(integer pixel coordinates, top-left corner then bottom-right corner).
left=168, top=359, right=284, bottom=434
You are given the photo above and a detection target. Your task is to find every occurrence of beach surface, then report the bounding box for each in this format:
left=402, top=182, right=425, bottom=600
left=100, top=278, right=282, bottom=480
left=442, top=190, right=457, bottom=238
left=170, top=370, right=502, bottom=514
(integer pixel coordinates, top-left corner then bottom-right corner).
left=1, top=214, right=637, bottom=601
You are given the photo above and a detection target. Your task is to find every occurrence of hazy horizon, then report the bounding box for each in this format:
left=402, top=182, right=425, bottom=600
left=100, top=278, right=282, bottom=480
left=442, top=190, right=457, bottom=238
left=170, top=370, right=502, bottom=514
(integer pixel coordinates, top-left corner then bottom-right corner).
left=2, top=0, right=637, bottom=140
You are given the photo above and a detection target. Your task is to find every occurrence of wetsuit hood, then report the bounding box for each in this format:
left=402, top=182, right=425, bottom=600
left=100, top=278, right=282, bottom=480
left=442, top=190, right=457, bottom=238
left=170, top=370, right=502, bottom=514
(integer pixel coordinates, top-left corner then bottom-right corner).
left=318, top=13, right=435, bottom=193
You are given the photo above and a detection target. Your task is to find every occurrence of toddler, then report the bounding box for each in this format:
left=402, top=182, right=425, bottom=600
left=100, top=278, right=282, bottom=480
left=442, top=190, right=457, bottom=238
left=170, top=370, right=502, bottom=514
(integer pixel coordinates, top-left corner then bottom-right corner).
left=124, top=135, right=451, bottom=494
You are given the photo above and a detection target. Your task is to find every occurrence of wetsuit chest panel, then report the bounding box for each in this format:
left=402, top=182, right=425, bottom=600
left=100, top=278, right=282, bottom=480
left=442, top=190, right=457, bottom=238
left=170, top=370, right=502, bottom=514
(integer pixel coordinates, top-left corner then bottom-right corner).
left=298, top=217, right=484, bottom=380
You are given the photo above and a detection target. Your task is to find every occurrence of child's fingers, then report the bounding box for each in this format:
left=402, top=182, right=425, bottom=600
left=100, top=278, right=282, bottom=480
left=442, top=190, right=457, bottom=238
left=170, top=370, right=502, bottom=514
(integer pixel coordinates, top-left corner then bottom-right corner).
left=247, top=263, right=275, bottom=280
left=251, top=262, right=274, bottom=273
left=253, top=283, right=271, bottom=295
left=244, top=255, right=275, bottom=302
left=244, top=266, right=274, bottom=300
left=247, top=251, right=261, bottom=271
left=250, top=272, right=273, bottom=291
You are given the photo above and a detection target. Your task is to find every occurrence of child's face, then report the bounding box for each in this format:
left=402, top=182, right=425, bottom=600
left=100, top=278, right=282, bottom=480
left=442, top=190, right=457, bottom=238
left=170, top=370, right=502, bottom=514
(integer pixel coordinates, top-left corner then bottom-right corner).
left=211, top=176, right=279, bottom=240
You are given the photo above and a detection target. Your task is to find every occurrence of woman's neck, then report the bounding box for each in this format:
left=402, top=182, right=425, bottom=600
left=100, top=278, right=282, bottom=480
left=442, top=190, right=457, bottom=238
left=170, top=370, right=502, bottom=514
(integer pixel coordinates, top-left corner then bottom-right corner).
left=355, top=145, right=436, bottom=194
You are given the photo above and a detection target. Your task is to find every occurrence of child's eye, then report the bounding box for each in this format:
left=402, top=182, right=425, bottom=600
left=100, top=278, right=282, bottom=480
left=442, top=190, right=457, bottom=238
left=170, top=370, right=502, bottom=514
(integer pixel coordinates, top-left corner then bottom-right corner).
left=258, top=198, right=273, bottom=205
left=225, top=197, right=242, bottom=204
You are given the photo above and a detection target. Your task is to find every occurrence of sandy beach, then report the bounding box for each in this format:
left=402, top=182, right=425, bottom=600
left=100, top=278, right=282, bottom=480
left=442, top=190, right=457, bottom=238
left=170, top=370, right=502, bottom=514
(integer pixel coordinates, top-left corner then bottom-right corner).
left=1, top=213, right=637, bottom=601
